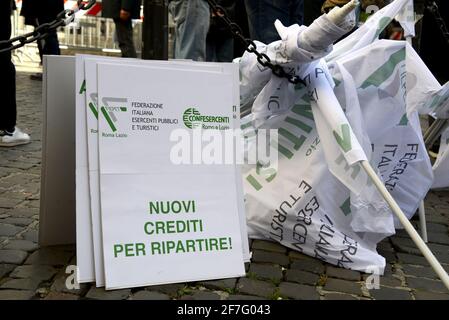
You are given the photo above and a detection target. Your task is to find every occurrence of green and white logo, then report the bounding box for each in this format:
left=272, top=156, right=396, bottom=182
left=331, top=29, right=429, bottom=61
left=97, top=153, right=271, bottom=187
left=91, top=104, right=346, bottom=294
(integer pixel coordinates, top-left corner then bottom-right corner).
left=182, top=107, right=230, bottom=130
left=183, top=108, right=202, bottom=129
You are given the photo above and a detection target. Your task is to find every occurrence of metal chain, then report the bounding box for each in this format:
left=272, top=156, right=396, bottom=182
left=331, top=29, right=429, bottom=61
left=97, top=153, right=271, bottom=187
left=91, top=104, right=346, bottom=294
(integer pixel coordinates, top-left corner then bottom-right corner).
left=425, top=1, right=449, bottom=47
left=0, top=0, right=96, bottom=54
left=205, top=0, right=306, bottom=86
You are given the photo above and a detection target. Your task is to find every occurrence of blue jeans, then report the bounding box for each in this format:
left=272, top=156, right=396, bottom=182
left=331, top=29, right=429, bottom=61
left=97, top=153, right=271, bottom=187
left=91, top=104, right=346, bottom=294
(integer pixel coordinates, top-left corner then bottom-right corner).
left=244, top=0, right=304, bottom=44
left=169, top=0, right=210, bottom=61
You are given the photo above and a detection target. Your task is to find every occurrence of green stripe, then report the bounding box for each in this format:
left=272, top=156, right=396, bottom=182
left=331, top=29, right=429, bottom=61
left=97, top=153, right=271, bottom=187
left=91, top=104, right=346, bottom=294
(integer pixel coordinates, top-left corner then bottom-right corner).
left=279, top=128, right=306, bottom=151
left=88, top=102, right=98, bottom=119
left=361, top=47, right=405, bottom=89
left=275, top=141, right=294, bottom=159
left=101, top=107, right=117, bottom=132
left=246, top=175, right=263, bottom=191
left=285, top=116, right=313, bottom=133
left=291, top=104, right=314, bottom=120
left=241, top=121, right=253, bottom=129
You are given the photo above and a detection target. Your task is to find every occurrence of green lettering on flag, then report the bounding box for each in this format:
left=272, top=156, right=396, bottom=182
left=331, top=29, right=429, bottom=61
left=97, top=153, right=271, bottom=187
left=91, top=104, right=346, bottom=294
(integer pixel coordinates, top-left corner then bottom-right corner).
left=291, top=104, right=314, bottom=120
left=246, top=175, right=263, bottom=191
left=373, top=17, right=393, bottom=42
left=398, top=113, right=408, bottom=126
left=279, top=127, right=306, bottom=151
left=361, top=47, right=405, bottom=89
left=340, top=197, right=351, bottom=216
left=333, top=124, right=352, bottom=153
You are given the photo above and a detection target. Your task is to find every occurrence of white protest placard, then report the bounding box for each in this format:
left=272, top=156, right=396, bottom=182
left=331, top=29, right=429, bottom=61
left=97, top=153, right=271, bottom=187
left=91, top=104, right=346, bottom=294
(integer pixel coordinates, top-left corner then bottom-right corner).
left=81, top=57, right=249, bottom=286
left=75, top=55, right=95, bottom=283
left=97, top=62, right=246, bottom=289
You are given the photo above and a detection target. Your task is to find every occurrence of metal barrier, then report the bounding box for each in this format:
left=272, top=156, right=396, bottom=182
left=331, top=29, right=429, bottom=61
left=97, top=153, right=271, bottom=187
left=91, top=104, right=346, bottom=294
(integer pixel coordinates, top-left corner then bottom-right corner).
left=10, top=11, right=145, bottom=55
left=11, top=10, right=174, bottom=60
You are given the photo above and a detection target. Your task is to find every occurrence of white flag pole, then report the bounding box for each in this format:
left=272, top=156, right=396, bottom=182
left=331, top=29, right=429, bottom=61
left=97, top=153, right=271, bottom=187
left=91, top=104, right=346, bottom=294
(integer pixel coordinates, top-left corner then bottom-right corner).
left=361, top=160, right=449, bottom=289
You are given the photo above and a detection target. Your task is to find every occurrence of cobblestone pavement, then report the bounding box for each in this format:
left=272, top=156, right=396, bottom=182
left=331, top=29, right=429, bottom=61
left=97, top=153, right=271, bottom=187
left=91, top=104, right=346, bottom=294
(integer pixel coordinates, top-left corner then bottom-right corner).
left=0, top=73, right=449, bottom=300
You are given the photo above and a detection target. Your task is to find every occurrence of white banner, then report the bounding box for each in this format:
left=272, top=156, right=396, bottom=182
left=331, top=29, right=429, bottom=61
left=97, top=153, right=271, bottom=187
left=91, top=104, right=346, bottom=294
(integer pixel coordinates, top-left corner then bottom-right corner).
left=97, top=62, right=246, bottom=289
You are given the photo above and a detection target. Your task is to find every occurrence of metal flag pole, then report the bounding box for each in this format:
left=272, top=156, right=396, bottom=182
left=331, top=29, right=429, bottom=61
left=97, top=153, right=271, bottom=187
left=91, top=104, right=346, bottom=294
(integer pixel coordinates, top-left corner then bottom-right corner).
left=361, top=160, right=449, bottom=289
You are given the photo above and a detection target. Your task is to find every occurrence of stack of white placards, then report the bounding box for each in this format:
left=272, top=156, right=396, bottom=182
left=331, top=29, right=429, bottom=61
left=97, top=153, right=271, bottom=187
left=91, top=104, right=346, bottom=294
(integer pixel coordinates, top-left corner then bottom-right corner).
left=75, top=55, right=249, bottom=290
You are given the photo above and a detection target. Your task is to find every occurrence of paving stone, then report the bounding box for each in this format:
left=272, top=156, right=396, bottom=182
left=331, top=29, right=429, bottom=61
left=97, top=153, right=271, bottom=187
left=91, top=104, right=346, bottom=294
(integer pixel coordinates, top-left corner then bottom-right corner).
left=0, top=198, right=23, bottom=209
left=425, top=223, right=449, bottom=233
left=10, top=265, right=58, bottom=281
left=414, top=291, right=449, bottom=300
left=22, top=230, right=38, bottom=242
left=199, top=278, right=236, bottom=292
left=0, top=264, right=15, bottom=278
left=236, top=278, right=276, bottom=299
left=427, top=233, right=449, bottom=245
left=251, top=250, right=290, bottom=267
left=0, top=250, right=28, bottom=264
left=227, top=294, right=265, bottom=300
left=248, top=263, right=283, bottom=282
left=323, top=278, right=363, bottom=296
left=251, top=240, right=287, bottom=253
left=428, top=243, right=449, bottom=255
left=279, top=282, right=319, bottom=300
left=190, top=290, right=222, bottom=300
left=4, top=240, right=39, bottom=252
left=379, top=276, right=403, bottom=288
left=402, top=265, right=438, bottom=280
left=288, top=251, right=318, bottom=261
left=407, top=277, right=447, bottom=293
left=0, top=218, right=33, bottom=227
left=131, top=290, right=170, bottom=300
left=0, top=224, right=23, bottom=237
left=284, top=269, right=319, bottom=286
left=44, top=292, right=79, bottom=300
left=0, top=278, right=42, bottom=290
left=369, top=287, right=412, bottom=300
left=434, top=252, right=449, bottom=264
left=0, top=290, right=35, bottom=300
left=7, top=207, right=38, bottom=218
left=50, top=272, right=90, bottom=296
left=397, top=253, right=428, bottom=266
left=326, top=266, right=361, bottom=281
left=380, top=250, right=398, bottom=263
left=147, top=283, right=185, bottom=297
left=290, top=259, right=325, bottom=274
left=25, top=247, right=73, bottom=266
left=85, top=287, right=131, bottom=300
left=323, top=293, right=358, bottom=300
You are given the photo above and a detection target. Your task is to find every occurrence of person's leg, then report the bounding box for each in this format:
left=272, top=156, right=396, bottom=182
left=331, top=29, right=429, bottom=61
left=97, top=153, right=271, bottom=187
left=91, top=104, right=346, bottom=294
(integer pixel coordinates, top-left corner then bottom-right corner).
left=244, top=0, right=291, bottom=44
left=169, top=0, right=210, bottom=61
left=113, top=18, right=137, bottom=58
left=0, top=15, right=16, bottom=133
left=206, top=35, right=217, bottom=62
left=290, top=0, right=305, bottom=26
left=0, top=52, right=17, bottom=133
left=216, top=36, right=234, bottom=62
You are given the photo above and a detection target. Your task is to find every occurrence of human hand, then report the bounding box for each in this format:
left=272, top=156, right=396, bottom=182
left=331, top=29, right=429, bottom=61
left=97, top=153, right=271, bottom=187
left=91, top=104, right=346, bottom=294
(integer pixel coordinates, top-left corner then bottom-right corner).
left=120, top=9, right=131, bottom=21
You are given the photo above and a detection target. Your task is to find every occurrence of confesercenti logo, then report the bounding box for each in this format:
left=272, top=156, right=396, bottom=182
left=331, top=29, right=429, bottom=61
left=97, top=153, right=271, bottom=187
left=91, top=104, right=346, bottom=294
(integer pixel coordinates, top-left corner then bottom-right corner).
left=182, top=107, right=230, bottom=130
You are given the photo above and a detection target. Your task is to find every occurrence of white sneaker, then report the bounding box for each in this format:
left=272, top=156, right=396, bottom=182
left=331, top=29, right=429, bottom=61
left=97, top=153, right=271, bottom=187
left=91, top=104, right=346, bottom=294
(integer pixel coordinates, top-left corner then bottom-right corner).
left=0, top=127, right=31, bottom=147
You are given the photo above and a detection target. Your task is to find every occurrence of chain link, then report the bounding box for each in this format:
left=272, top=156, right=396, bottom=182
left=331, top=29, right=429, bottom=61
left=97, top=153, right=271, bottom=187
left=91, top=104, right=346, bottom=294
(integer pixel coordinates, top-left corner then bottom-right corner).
left=0, top=0, right=96, bottom=54
left=205, top=0, right=306, bottom=86
left=425, top=1, right=449, bottom=47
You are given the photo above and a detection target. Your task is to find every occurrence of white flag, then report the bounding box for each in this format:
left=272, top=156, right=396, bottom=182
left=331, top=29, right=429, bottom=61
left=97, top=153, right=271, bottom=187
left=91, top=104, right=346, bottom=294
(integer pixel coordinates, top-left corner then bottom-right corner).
left=396, top=0, right=416, bottom=38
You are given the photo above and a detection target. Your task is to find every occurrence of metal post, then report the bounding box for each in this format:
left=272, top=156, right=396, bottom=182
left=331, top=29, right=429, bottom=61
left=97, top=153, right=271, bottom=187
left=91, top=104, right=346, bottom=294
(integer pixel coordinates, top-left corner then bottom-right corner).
left=361, top=160, right=449, bottom=290
left=142, top=0, right=168, bottom=60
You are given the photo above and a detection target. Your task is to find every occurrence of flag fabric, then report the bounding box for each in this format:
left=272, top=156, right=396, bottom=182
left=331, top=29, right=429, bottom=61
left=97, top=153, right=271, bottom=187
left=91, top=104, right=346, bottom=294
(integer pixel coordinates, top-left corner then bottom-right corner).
left=239, top=0, right=435, bottom=271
